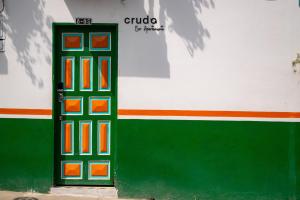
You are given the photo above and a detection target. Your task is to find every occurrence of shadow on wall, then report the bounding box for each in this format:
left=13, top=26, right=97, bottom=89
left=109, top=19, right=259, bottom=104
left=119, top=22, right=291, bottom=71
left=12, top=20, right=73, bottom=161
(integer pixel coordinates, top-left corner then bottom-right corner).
left=0, top=11, right=7, bottom=74
left=2, top=0, right=53, bottom=88
left=64, top=0, right=214, bottom=78
left=0, top=52, right=8, bottom=74
left=161, top=0, right=213, bottom=56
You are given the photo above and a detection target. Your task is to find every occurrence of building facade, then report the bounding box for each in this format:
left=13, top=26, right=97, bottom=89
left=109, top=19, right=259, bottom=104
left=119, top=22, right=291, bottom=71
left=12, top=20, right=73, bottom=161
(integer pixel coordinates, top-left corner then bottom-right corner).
left=0, top=0, right=300, bottom=199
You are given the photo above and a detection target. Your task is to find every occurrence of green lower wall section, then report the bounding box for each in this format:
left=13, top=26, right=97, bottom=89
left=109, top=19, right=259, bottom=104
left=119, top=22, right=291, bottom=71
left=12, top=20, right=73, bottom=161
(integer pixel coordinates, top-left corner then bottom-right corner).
left=0, top=118, right=299, bottom=200
left=0, top=118, right=53, bottom=193
left=116, top=120, right=300, bottom=200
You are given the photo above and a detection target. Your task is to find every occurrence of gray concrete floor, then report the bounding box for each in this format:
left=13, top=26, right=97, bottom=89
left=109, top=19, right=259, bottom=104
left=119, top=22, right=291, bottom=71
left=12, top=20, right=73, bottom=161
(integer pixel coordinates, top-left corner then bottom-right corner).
left=0, top=190, right=146, bottom=200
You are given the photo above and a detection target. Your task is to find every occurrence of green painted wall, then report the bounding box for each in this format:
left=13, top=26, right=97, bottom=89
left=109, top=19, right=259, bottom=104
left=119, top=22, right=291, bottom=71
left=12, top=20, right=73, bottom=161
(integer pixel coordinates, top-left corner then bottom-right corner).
left=0, top=118, right=53, bottom=193
left=0, top=118, right=299, bottom=200
left=116, top=120, right=300, bottom=200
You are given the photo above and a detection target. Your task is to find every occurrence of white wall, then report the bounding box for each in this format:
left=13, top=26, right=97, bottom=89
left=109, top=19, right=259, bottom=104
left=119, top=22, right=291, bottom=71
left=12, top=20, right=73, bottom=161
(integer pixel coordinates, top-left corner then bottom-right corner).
left=0, top=0, right=300, bottom=118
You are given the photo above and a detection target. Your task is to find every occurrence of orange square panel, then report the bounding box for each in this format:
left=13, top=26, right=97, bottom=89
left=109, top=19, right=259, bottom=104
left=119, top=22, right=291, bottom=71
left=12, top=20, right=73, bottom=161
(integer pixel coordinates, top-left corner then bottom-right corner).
left=88, top=161, right=110, bottom=180
left=62, top=33, right=83, bottom=51
left=65, top=36, right=81, bottom=48
left=89, top=33, right=111, bottom=51
left=92, top=100, right=107, bottom=112
left=89, top=97, right=111, bottom=115
left=62, top=161, right=82, bottom=179
left=92, top=35, right=108, bottom=48
left=62, top=97, right=83, bottom=115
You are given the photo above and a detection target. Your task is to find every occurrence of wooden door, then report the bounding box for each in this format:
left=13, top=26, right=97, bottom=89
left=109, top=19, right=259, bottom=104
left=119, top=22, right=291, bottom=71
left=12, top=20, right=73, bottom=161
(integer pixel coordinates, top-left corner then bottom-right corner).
left=53, top=24, right=117, bottom=185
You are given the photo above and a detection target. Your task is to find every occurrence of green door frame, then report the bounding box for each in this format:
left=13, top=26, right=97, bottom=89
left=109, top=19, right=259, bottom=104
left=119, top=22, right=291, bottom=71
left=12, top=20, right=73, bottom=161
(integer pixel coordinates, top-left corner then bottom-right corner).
left=52, top=23, right=118, bottom=186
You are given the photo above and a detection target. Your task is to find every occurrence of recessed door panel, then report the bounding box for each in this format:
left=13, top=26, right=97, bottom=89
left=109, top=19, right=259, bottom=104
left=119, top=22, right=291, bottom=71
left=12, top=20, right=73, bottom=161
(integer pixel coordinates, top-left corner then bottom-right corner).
left=80, top=57, right=93, bottom=91
left=98, top=121, right=110, bottom=155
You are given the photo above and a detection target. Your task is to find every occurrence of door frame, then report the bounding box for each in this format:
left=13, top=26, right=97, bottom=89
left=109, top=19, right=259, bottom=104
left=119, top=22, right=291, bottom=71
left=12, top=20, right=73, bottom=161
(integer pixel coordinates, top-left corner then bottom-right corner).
left=52, top=23, right=118, bottom=186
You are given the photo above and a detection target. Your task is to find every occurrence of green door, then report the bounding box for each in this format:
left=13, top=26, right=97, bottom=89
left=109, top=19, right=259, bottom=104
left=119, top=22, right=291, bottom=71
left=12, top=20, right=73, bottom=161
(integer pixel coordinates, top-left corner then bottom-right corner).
left=53, top=24, right=117, bottom=185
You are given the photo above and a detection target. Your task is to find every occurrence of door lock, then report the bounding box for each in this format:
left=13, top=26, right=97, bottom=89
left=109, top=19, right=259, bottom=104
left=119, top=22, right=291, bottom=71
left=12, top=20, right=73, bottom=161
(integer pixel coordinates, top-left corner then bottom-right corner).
left=57, top=82, right=64, bottom=102
left=58, top=93, right=64, bottom=102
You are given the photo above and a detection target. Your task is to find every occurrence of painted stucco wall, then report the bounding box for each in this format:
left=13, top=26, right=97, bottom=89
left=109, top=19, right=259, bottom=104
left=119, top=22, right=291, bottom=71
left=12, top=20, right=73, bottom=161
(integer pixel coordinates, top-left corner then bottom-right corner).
left=0, top=119, right=53, bottom=193
left=0, top=118, right=299, bottom=199
left=0, top=1, right=300, bottom=200
left=0, top=0, right=299, bottom=115
left=117, top=120, right=300, bottom=200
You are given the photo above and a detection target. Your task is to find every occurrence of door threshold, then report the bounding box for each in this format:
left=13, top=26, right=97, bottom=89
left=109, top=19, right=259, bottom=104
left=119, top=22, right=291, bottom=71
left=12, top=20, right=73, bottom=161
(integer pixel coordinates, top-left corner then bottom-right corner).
left=50, top=186, right=118, bottom=199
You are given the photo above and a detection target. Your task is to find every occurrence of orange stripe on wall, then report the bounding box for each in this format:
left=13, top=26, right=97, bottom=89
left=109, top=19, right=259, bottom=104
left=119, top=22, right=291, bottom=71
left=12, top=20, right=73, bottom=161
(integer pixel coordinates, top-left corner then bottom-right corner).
left=0, top=108, right=52, bottom=115
left=0, top=108, right=300, bottom=119
left=118, top=109, right=300, bottom=118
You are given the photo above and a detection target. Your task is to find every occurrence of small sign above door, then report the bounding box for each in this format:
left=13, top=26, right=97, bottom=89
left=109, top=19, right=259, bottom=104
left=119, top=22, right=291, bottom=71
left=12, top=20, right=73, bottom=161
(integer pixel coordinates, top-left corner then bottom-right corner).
left=76, top=18, right=92, bottom=25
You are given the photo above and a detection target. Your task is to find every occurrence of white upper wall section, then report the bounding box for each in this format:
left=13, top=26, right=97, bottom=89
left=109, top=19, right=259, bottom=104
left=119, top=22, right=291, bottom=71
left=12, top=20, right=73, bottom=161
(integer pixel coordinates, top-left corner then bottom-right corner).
left=0, top=0, right=300, bottom=112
